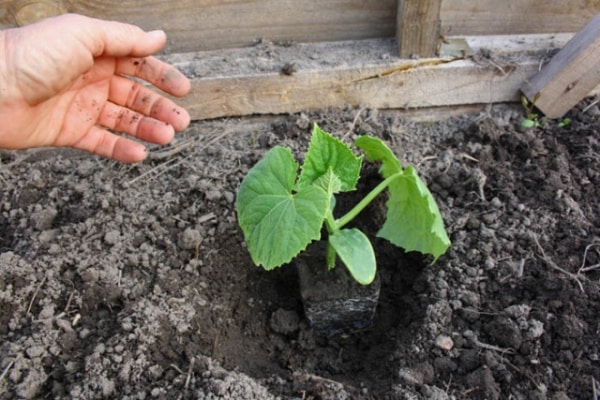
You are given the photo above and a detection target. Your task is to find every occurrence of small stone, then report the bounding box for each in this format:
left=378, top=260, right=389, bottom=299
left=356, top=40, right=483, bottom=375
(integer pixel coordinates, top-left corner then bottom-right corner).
left=486, top=316, right=523, bottom=350
left=94, top=343, right=106, bottom=354
left=479, top=224, right=495, bottom=239
left=178, top=228, right=203, bottom=250
left=55, top=319, right=73, bottom=333
left=421, top=385, right=450, bottom=400
left=553, top=391, right=571, bottom=400
left=26, top=345, right=46, bottom=359
left=148, top=365, right=163, bottom=379
left=295, top=113, right=311, bottom=130
left=70, top=385, right=82, bottom=398
left=38, top=229, right=59, bottom=243
left=80, top=269, right=99, bottom=283
left=76, top=160, right=96, bottom=177
left=398, top=367, right=424, bottom=386
left=15, top=368, right=46, bottom=398
left=205, top=189, right=222, bottom=202
left=79, top=328, right=91, bottom=339
left=490, top=197, right=503, bottom=208
left=30, top=207, right=57, bottom=231
left=435, top=335, right=454, bottom=351
left=48, top=244, right=61, bottom=255
left=121, top=318, right=134, bottom=332
left=196, top=297, right=208, bottom=307
left=223, top=191, right=235, bottom=204
left=504, top=304, right=531, bottom=319
left=38, top=304, right=55, bottom=320
left=104, top=230, right=120, bottom=245
left=483, top=256, right=496, bottom=270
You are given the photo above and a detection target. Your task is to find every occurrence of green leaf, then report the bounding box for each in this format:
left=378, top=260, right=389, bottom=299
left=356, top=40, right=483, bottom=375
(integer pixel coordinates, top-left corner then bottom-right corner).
left=521, top=119, right=536, bottom=128
left=558, top=118, right=571, bottom=128
left=380, top=166, right=450, bottom=262
left=354, top=136, right=449, bottom=261
left=297, top=124, right=362, bottom=194
left=355, top=135, right=403, bottom=178
left=236, top=146, right=329, bottom=269
left=329, top=228, right=376, bottom=285
left=313, top=168, right=342, bottom=195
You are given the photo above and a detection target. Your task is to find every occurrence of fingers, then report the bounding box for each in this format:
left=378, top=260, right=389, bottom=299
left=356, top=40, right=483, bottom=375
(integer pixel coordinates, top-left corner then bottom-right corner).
left=73, top=108, right=180, bottom=163
left=115, top=56, right=191, bottom=97
left=98, top=101, right=177, bottom=145
left=76, top=61, right=190, bottom=163
left=107, top=74, right=190, bottom=131
left=67, top=97, right=179, bottom=163
left=72, top=125, right=150, bottom=163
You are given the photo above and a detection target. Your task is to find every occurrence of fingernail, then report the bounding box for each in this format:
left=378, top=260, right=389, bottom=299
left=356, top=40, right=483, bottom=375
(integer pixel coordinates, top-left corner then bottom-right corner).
left=139, top=146, right=149, bottom=161
left=147, top=30, right=166, bottom=41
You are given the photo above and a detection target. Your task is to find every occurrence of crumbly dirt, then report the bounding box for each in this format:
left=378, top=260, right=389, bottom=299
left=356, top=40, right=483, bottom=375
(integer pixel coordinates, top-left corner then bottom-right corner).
left=1, top=101, right=599, bottom=400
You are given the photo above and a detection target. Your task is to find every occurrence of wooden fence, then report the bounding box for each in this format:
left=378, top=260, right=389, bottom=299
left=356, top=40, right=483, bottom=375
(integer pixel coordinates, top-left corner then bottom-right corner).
left=1, top=0, right=599, bottom=119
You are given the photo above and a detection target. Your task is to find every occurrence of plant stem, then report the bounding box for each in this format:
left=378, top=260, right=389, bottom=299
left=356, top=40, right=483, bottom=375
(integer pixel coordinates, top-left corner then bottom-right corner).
left=326, top=242, right=336, bottom=269
left=323, top=209, right=338, bottom=269
left=324, top=209, right=337, bottom=234
left=335, top=173, right=401, bottom=230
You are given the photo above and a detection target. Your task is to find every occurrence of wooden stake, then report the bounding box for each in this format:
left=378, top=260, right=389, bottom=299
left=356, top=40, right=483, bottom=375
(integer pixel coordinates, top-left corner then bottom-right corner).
left=396, top=0, right=442, bottom=58
left=521, top=13, right=600, bottom=118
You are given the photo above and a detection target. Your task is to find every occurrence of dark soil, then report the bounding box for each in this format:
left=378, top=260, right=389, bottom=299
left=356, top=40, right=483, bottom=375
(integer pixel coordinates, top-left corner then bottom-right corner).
left=1, top=102, right=599, bottom=399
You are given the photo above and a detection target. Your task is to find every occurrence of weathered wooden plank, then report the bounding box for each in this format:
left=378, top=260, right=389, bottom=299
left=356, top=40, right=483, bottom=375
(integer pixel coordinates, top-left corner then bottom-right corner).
left=0, top=0, right=396, bottom=53
left=397, top=0, right=442, bottom=58
left=4, top=0, right=599, bottom=55
left=177, top=60, right=534, bottom=120
left=160, top=35, right=589, bottom=120
left=522, top=13, right=600, bottom=118
left=441, top=0, right=600, bottom=36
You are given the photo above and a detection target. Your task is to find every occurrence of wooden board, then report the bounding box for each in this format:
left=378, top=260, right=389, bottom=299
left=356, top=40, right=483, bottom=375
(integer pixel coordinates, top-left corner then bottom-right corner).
left=397, top=0, right=442, bottom=58
left=160, top=34, right=596, bottom=120
left=0, top=0, right=396, bottom=53
left=3, top=0, right=599, bottom=54
left=441, top=0, right=600, bottom=36
left=77, top=0, right=600, bottom=45
left=522, top=13, right=600, bottom=118
left=176, top=59, right=532, bottom=120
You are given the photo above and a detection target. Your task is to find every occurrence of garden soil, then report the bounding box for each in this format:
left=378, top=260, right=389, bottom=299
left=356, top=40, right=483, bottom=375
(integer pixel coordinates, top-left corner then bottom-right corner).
left=1, top=101, right=599, bottom=399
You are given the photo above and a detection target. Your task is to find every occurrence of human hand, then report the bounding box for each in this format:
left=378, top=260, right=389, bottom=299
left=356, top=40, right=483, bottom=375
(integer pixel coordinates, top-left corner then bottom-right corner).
left=0, top=14, right=191, bottom=162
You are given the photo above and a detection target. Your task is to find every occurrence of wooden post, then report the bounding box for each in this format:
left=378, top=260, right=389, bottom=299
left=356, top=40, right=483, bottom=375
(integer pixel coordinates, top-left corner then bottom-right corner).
left=396, top=0, right=442, bottom=58
left=521, top=13, right=600, bottom=118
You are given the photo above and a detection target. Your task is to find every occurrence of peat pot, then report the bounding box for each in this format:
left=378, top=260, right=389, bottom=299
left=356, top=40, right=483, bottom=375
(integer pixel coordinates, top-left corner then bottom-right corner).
left=296, top=242, right=381, bottom=336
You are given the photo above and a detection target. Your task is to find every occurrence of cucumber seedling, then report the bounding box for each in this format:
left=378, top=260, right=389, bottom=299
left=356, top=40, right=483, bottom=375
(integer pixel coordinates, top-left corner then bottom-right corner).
left=236, top=124, right=450, bottom=285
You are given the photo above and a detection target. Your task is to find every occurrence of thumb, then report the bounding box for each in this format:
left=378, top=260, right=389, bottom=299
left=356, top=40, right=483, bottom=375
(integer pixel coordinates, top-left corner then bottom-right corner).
left=63, top=14, right=168, bottom=58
